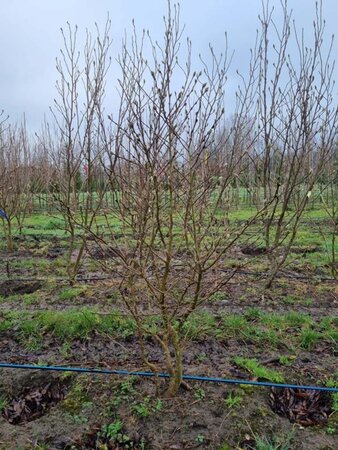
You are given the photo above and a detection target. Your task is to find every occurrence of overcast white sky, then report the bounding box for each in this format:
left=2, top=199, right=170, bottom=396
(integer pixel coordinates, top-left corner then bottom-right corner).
left=1, top=0, right=338, bottom=132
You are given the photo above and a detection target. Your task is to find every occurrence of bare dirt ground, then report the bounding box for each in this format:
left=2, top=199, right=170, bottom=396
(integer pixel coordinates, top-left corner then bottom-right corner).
left=0, top=236, right=337, bottom=449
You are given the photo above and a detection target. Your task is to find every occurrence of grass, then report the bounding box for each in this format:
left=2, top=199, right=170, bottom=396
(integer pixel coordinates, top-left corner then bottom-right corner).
left=224, top=392, right=242, bottom=408
left=284, top=311, right=313, bottom=327
left=233, top=357, right=284, bottom=383
left=223, top=310, right=336, bottom=350
left=16, top=308, right=136, bottom=344
left=209, top=291, right=228, bottom=302
left=278, top=355, right=295, bottom=366
left=59, top=286, right=87, bottom=301
left=244, top=308, right=262, bottom=320
left=223, top=314, right=248, bottom=332
left=0, top=292, right=41, bottom=305
left=41, top=217, right=66, bottom=230
left=0, top=394, right=8, bottom=411
left=221, top=313, right=282, bottom=347
left=253, top=433, right=294, bottom=450
left=0, top=206, right=336, bottom=449
left=0, top=213, right=337, bottom=441
left=1, top=305, right=335, bottom=357
left=299, top=329, right=321, bottom=350
left=181, top=311, right=218, bottom=339
left=326, top=377, right=338, bottom=413
left=7, top=257, right=50, bottom=272
left=325, top=328, right=338, bottom=344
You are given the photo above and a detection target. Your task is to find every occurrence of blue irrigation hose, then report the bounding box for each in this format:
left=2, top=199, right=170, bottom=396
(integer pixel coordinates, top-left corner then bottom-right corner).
left=0, top=363, right=337, bottom=392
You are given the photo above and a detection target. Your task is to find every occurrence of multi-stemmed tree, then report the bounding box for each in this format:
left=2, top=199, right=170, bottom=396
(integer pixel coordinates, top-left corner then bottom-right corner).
left=0, top=121, right=33, bottom=251
left=236, top=0, right=338, bottom=287
left=87, top=3, right=269, bottom=396
left=46, top=18, right=112, bottom=280
left=1, top=0, right=335, bottom=396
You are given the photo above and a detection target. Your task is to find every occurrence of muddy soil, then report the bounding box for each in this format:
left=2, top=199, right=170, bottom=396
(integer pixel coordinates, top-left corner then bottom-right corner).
left=0, top=280, right=42, bottom=297
left=0, top=237, right=336, bottom=449
left=0, top=321, right=337, bottom=449
left=0, top=369, right=336, bottom=450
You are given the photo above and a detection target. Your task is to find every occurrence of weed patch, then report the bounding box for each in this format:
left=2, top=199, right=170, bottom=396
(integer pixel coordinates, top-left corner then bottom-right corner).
left=233, top=357, right=284, bottom=383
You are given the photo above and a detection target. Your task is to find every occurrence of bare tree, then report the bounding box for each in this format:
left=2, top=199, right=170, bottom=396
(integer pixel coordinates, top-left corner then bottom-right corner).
left=236, top=0, right=338, bottom=287
left=318, top=147, right=338, bottom=279
left=0, top=121, right=33, bottom=251
left=88, top=3, right=268, bottom=396
left=48, top=17, right=112, bottom=281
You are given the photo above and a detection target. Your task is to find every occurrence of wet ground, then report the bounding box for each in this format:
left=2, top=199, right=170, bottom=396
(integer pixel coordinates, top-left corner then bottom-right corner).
left=0, top=235, right=337, bottom=449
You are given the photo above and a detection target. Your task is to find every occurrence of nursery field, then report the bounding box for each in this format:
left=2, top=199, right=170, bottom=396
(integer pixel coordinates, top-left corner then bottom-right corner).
left=0, top=209, right=337, bottom=450
left=2, top=0, right=338, bottom=447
